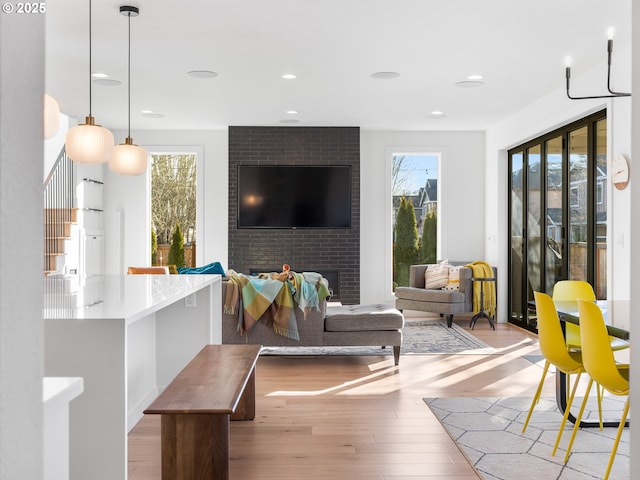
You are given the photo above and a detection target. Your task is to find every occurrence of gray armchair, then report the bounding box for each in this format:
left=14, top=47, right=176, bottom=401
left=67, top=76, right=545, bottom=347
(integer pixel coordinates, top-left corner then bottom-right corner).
left=394, top=264, right=473, bottom=327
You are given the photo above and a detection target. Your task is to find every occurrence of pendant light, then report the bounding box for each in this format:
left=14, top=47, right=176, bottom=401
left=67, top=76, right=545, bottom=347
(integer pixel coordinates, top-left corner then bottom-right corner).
left=109, top=5, right=147, bottom=175
left=43, top=94, right=60, bottom=140
left=65, top=0, right=114, bottom=163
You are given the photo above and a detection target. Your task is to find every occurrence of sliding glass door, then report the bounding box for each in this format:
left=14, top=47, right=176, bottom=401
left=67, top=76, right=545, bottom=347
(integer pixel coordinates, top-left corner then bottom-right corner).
left=510, top=151, right=526, bottom=324
left=508, top=111, right=607, bottom=332
left=568, top=126, right=588, bottom=282
left=545, top=136, right=563, bottom=293
left=594, top=118, right=607, bottom=298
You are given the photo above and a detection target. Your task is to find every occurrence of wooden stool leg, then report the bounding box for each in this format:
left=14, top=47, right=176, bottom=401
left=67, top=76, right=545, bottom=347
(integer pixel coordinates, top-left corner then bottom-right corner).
left=161, top=413, right=230, bottom=480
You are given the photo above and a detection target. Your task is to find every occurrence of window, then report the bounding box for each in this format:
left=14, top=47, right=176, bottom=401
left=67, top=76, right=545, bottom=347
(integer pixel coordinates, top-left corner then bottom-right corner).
left=391, top=154, right=439, bottom=287
left=597, top=182, right=604, bottom=204
left=150, top=153, right=197, bottom=267
left=570, top=186, right=580, bottom=207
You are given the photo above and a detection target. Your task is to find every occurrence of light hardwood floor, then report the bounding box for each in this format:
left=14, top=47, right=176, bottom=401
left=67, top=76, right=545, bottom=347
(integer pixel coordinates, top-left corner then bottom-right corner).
left=128, top=315, right=548, bottom=479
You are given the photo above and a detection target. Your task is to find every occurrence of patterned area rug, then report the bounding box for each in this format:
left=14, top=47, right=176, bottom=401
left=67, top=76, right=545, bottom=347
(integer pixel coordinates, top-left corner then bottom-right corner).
left=424, top=396, right=629, bottom=480
left=260, top=319, right=496, bottom=357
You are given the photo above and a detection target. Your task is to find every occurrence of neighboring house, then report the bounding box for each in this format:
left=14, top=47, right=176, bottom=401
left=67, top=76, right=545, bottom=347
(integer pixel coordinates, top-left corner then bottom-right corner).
left=392, top=178, right=438, bottom=235
left=510, top=157, right=608, bottom=289
left=510, top=156, right=609, bottom=244
left=424, top=178, right=438, bottom=216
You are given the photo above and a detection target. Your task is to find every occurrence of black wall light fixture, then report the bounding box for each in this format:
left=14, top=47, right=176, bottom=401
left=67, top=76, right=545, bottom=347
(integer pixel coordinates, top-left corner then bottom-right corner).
left=565, top=28, right=631, bottom=100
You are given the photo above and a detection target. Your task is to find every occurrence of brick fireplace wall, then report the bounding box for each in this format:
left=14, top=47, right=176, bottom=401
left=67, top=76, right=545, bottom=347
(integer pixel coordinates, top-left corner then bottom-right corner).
left=228, top=126, right=360, bottom=304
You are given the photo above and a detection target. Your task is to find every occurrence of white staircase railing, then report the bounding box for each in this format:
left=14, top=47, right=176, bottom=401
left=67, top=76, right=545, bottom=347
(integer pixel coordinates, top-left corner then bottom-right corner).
left=43, top=147, right=75, bottom=275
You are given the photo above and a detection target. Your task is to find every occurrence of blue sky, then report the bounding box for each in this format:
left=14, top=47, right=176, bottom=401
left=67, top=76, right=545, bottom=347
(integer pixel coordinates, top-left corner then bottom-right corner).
left=393, top=154, right=438, bottom=195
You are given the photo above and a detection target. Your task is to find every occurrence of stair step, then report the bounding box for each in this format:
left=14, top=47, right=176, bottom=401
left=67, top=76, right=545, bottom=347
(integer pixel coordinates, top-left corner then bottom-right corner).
left=44, top=207, right=78, bottom=223
left=44, top=222, right=72, bottom=238
left=44, top=255, right=59, bottom=272
left=44, top=238, right=66, bottom=254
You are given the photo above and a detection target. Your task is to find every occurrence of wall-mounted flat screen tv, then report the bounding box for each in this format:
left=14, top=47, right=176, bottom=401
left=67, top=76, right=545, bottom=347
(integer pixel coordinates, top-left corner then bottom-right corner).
left=237, top=165, right=351, bottom=228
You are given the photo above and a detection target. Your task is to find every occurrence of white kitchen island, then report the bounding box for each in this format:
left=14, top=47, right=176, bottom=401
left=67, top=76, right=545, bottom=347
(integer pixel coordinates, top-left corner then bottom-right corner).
left=44, top=274, right=222, bottom=480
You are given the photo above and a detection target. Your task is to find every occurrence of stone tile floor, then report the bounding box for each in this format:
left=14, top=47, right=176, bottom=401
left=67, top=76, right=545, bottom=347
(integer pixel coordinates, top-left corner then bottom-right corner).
left=425, top=396, right=629, bottom=480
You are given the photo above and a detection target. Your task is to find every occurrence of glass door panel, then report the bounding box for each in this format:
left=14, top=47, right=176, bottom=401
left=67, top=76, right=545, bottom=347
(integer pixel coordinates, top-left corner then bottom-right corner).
left=510, top=152, right=525, bottom=321
left=595, top=119, right=607, bottom=299
left=568, top=126, right=588, bottom=280
left=526, top=145, right=542, bottom=328
left=545, top=136, right=563, bottom=293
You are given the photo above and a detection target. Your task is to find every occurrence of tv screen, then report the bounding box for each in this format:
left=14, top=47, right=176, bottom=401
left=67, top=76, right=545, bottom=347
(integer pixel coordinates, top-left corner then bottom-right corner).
left=237, top=165, right=351, bottom=228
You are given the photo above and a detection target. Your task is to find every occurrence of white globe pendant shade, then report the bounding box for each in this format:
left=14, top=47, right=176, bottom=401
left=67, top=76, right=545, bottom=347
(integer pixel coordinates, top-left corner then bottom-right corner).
left=43, top=94, right=60, bottom=140
left=65, top=116, right=115, bottom=163
left=109, top=137, right=148, bottom=175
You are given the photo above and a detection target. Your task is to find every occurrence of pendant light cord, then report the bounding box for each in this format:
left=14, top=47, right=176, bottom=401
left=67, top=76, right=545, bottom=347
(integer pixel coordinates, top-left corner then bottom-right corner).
left=88, top=0, right=92, bottom=117
left=127, top=11, right=131, bottom=137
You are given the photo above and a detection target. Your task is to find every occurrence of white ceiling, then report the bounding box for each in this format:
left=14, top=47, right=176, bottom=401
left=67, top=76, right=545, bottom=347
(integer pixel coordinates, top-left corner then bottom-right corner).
left=45, top=0, right=630, bottom=132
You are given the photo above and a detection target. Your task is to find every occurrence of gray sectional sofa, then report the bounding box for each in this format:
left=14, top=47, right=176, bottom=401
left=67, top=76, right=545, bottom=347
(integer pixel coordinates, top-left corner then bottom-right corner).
left=221, top=280, right=405, bottom=364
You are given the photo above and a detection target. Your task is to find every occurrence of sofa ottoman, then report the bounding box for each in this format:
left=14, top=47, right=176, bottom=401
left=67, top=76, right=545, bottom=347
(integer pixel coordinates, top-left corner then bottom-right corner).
left=323, top=304, right=404, bottom=365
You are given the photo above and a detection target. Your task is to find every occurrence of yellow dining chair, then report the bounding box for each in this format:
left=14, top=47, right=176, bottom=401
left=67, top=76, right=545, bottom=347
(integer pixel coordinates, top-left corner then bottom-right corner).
left=552, top=280, right=629, bottom=352
left=562, top=299, right=629, bottom=479
left=522, top=292, right=591, bottom=456
left=552, top=280, right=628, bottom=429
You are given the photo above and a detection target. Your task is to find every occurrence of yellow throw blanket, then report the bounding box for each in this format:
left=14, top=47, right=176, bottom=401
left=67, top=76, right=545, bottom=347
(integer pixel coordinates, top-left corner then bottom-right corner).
left=465, top=261, right=496, bottom=317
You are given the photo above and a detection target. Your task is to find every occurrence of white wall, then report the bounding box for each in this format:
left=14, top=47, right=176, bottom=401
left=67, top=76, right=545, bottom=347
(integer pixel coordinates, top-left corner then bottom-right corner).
left=360, top=130, right=486, bottom=305
left=0, top=12, right=44, bottom=480
left=103, top=129, right=228, bottom=273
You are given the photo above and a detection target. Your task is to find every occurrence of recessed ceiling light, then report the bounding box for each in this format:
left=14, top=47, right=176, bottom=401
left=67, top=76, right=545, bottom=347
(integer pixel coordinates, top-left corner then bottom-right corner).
left=371, top=71, right=400, bottom=79
left=282, top=74, right=297, bottom=79
left=455, top=80, right=484, bottom=88
left=279, top=119, right=299, bottom=124
left=428, top=111, right=446, bottom=118
left=187, top=70, right=218, bottom=78
left=141, top=110, right=165, bottom=118
left=91, top=72, right=109, bottom=79
left=286, top=110, right=299, bottom=115
left=467, top=74, right=484, bottom=81
left=93, top=78, right=122, bottom=86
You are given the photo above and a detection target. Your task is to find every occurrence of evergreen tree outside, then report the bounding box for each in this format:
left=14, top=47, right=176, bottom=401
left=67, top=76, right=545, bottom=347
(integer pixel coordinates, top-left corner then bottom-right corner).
left=421, top=211, right=437, bottom=263
left=151, top=228, right=158, bottom=265
left=394, top=196, right=419, bottom=287
left=168, top=224, right=186, bottom=268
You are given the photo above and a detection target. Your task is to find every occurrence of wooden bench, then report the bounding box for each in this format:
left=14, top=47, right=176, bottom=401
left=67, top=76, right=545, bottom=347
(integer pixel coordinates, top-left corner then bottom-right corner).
left=144, top=344, right=262, bottom=480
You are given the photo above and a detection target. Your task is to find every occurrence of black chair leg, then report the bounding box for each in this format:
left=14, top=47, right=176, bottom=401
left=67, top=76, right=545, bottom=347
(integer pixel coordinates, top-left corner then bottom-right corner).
left=445, top=314, right=453, bottom=327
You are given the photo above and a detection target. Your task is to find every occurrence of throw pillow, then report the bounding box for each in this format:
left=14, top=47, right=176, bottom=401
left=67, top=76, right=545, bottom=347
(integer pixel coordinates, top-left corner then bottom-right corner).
left=177, top=261, right=226, bottom=275
left=444, top=265, right=461, bottom=291
left=425, top=261, right=449, bottom=289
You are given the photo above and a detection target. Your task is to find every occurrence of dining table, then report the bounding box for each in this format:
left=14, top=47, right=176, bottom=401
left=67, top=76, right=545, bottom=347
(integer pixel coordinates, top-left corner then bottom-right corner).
left=554, top=299, right=630, bottom=428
